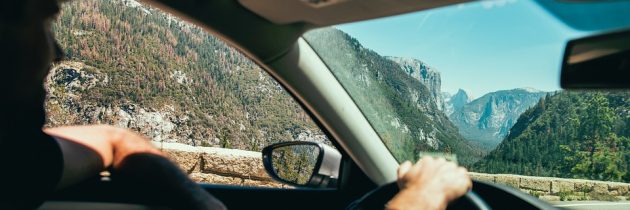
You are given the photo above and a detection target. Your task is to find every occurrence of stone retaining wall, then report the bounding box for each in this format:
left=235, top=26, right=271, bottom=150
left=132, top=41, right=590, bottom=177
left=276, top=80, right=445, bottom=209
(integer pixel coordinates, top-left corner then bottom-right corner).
left=470, top=172, right=630, bottom=201
left=156, top=142, right=286, bottom=188
left=158, top=142, right=630, bottom=201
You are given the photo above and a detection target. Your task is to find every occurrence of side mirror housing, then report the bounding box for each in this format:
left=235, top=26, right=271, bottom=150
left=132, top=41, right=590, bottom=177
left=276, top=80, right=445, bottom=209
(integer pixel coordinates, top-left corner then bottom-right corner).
left=262, top=141, right=341, bottom=188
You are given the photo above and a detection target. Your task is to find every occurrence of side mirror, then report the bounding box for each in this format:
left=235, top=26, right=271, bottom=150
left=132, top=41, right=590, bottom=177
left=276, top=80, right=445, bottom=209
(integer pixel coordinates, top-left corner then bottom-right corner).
left=262, top=141, right=341, bottom=188
left=561, top=29, right=630, bottom=89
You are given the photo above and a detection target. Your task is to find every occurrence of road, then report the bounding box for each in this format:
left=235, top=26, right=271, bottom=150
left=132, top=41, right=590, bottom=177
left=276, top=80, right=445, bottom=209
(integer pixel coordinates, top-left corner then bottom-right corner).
left=550, top=201, right=630, bottom=210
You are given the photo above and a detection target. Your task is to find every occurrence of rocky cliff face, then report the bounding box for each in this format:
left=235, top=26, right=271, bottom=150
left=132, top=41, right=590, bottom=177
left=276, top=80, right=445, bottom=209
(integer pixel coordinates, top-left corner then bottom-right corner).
left=387, top=57, right=445, bottom=111
left=448, top=88, right=547, bottom=150
left=46, top=63, right=199, bottom=144
left=444, top=89, right=471, bottom=116
left=45, top=61, right=304, bottom=147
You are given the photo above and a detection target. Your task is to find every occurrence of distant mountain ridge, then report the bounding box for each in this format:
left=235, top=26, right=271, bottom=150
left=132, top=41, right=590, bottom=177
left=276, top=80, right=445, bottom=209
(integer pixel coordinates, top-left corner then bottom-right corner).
left=447, top=88, right=548, bottom=150
left=304, top=28, right=483, bottom=164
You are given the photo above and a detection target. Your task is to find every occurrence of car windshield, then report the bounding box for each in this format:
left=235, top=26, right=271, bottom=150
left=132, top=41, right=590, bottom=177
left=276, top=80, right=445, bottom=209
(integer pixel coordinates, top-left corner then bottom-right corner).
left=304, top=0, right=630, bottom=202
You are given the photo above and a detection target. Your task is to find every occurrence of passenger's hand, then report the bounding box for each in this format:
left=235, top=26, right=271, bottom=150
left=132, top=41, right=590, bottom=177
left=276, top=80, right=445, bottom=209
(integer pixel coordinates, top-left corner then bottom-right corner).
left=386, top=156, right=472, bottom=210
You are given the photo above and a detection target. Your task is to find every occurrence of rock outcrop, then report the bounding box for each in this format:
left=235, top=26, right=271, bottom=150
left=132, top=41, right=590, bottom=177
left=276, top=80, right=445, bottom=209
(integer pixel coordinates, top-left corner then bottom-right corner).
left=443, top=89, right=471, bottom=116
left=387, top=56, right=445, bottom=111
left=45, top=62, right=214, bottom=146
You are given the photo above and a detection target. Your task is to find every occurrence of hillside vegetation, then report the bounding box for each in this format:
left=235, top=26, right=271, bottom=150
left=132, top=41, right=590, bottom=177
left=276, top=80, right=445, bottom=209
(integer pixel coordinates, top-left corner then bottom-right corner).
left=47, top=0, right=327, bottom=151
left=474, top=91, right=630, bottom=182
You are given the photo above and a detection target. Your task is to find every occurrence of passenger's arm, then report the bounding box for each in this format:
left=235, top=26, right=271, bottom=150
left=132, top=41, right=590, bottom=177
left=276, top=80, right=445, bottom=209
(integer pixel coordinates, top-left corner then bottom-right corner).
left=385, top=157, right=472, bottom=210
left=45, top=125, right=226, bottom=209
left=44, top=125, right=162, bottom=189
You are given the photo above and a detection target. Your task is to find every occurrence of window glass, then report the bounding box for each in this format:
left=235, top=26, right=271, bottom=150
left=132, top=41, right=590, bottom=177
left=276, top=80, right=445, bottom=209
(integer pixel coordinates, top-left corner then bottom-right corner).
left=46, top=0, right=331, bottom=188
left=304, top=0, right=630, bottom=202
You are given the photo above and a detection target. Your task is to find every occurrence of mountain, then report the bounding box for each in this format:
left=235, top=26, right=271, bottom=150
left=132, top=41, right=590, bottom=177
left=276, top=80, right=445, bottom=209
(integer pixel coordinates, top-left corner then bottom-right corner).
left=386, top=57, right=445, bottom=111
left=444, top=89, right=471, bottom=116
left=45, top=0, right=327, bottom=151
left=473, top=91, right=630, bottom=182
left=448, top=88, right=547, bottom=150
left=303, top=28, right=483, bottom=165
left=47, top=0, right=482, bottom=165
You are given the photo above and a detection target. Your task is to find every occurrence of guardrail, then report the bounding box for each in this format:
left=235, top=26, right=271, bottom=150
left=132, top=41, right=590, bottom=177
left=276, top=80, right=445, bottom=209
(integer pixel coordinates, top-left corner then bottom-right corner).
left=158, top=142, right=630, bottom=201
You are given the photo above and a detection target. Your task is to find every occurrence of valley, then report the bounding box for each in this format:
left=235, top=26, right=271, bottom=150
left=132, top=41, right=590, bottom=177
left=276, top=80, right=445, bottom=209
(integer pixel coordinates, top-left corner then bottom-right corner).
left=446, top=88, right=548, bottom=150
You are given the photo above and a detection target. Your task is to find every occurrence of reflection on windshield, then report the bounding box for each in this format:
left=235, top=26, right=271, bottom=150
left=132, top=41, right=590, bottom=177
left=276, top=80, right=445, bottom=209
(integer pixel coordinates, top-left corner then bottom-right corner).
left=304, top=0, right=630, bottom=203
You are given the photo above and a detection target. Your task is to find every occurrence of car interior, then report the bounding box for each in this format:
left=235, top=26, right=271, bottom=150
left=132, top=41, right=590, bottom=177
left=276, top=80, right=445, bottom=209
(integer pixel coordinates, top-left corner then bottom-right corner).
left=38, top=0, right=630, bottom=209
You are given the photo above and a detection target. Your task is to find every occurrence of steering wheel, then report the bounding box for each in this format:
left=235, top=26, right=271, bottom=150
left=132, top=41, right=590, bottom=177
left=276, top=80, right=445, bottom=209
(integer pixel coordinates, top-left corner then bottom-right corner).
left=349, top=182, right=492, bottom=210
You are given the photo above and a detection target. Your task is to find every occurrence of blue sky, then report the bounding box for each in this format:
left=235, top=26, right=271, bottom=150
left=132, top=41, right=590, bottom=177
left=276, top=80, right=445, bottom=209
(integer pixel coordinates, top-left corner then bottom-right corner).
left=336, top=0, right=584, bottom=98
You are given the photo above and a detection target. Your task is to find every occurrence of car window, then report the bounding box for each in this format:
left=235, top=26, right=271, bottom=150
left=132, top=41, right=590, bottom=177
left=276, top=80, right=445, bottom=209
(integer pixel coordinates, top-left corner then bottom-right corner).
left=46, top=0, right=332, bottom=188
left=304, top=0, right=630, bottom=202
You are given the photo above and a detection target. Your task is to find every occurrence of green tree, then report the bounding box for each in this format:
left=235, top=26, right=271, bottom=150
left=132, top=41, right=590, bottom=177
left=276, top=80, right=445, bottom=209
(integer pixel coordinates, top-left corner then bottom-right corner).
left=562, top=94, right=627, bottom=181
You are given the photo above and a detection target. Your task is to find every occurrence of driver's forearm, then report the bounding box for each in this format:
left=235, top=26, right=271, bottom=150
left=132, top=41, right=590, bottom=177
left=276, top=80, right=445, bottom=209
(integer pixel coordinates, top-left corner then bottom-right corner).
left=44, top=125, right=120, bottom=167
left=386, top=186, right=446, bottom=210
left=45, top=125, right=163, bottom=168
left=45, top=125, right=120, bottom=189
left=53, top=137, right=104, bottom=189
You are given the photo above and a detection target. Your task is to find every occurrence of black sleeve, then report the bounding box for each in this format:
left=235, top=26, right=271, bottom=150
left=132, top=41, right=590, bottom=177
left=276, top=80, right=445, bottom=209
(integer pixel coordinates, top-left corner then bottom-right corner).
left=54, top=137, right=104, bottom=189
left=0, top=131, right=64, bottom=209
left=114, top=153, right=227, bottom=210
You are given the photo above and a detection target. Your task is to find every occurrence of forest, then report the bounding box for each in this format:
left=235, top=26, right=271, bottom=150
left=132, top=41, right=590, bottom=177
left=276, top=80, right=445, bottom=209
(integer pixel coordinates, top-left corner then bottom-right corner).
left=474, top=91, right=630, bottom=182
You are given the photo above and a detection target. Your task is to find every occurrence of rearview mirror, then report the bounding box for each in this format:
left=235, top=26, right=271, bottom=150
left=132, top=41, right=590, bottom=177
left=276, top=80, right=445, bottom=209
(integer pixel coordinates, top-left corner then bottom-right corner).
left=561, top=29, right=630, bottom=89
left=262, top=141, right=341, bottom=188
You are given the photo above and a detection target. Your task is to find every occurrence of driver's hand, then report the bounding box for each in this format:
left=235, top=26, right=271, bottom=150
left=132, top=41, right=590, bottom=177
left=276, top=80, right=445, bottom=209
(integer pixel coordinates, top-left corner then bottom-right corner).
left=386, top=156, right=472, bottom=210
